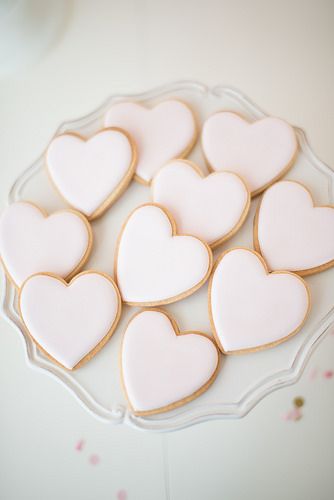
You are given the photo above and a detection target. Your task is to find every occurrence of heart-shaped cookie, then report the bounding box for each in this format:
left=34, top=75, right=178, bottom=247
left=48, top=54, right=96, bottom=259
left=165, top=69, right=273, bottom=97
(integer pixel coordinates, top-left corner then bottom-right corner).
left=46, top=128, right=136, bottom=220
left=115, top=204, right=212, bottom=305
left=121, top=309, right=220, bottom=415
left=254, top=180, right=334, bottom=275
left=19, top=271, right=121, bottom=369
left=152, top=159, right=250, bottom=247
left=202, top=112, right=298, bottom=196
left=0, top=201, right=92, bottom=287
left=104, top=100, right=197, bottom=184
left=209, top=248, right=310, bottom=354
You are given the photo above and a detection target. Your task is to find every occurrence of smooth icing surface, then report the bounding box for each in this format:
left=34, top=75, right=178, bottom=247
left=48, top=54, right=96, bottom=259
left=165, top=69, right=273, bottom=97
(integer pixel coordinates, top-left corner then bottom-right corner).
left=47, top=129, right=134, bottom=217
left=152, top=160, right=249, bottom=245
left=0, top=202, right=91, bottom=287
left=116, top=204, right=211, bottom=304
left=122, top=310, right=219, bottom=413
left=202, top=112, right=297, bottom=194
left=256, top=181, right=334, bottom=272
left=210, top=248, right=309, bottom=352
left=104, top=100, right=196, bottom=183
left=19, top=273, right=120, bottom=369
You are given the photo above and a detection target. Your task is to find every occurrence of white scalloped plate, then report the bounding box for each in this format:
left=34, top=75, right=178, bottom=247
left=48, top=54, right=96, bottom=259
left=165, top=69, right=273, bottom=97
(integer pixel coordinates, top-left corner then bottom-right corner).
left=2, top=82, right=334, bottom=431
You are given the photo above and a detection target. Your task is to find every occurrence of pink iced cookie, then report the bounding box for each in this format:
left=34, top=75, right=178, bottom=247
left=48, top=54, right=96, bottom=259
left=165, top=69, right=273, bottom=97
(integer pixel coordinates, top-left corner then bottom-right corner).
left=0, top=201, right=92, bottom=287
left=254, top=180, right=334, bottom=275
left=19, top=271, right=121, bottom=369
left=115, top=204, right=212, bottom=306
left=202, top=112, right=297, bottom=195
left=209, top=248, right=310, bottom=354
left=152, top=159, right=250, bottom=247
left=47, top=128, right=136, bottom=220
left=121, top=309, right=219, bottom=415
left=104, top=100, right=197, bottom=184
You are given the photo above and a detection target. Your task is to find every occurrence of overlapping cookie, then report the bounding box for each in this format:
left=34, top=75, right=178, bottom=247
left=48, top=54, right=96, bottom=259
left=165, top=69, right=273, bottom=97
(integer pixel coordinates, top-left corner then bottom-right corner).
left=105, top=100, right=197, bottom=184
left=19, top=271, right=121, bottom=370
left=254, top=180, right=334, bottom=275
left=47, top=127, right=136, bottom=220
left=152, top=159, right=250, bottom=248
left=121, top=309, right=220, bottom=415
left=0, top=201, right=92, bottom=287
left=115, top=203, right=213, bottom=306
left=202, top=111, right=298, bottom=196
left=209, top=248, right=310, bottom=354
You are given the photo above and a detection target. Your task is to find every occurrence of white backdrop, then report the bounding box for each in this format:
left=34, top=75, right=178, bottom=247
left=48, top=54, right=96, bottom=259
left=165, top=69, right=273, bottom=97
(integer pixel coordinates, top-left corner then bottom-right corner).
left=0, top=1, right=334, bottom=499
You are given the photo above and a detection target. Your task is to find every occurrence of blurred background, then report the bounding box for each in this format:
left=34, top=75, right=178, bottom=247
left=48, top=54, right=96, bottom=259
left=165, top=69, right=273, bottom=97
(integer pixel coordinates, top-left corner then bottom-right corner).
left=0, top=1, right=334, bottom=499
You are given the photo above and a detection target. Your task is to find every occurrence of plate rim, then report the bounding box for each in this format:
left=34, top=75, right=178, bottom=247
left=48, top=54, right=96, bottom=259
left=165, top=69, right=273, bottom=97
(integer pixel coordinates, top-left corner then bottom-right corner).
left=2, top=81, right=334, bottom=432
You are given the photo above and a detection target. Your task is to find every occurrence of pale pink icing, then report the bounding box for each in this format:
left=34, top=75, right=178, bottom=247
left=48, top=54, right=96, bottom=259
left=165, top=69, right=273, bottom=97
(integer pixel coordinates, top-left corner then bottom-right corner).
left=116, top=204, right=211, bottom=304
left=104, top=100, right=196, bottom=183
left=19, top=273, right=120, bottom=369
left=202, top=112, right=297, bottom=193
left=122, top=310, right=219, bottom=413
left=0, top=202, right=90, bottom=287
left=256, top=181, right=334, bottom=271
left=47, top=129, right=134, bottom=216
left=152, top=160, right=249, bottom=245
left=210, top=248, right=309, bottom=352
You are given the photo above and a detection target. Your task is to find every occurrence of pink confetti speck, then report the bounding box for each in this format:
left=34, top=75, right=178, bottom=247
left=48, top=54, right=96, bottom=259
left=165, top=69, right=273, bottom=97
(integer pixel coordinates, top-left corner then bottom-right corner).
left=309, top=368, right=318, bottom=381
left=89, top=454, right=100, bottom=465
left=323, top=370, right=334, bottom=379
left=282, top=407, right=302, bottom=422
left=75, top=439, right=85, bottom=451
left=117, top=491, right=127, bottom=500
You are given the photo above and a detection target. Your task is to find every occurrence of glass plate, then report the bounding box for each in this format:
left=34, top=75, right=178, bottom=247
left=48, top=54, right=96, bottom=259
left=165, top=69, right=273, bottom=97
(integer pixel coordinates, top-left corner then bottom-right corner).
left=2, top=81, right=334, bottom=432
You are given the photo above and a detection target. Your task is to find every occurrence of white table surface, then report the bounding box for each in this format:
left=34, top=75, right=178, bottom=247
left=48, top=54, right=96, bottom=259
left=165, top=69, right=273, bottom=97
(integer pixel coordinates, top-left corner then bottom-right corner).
left=1, top=1, right=334, bottom=499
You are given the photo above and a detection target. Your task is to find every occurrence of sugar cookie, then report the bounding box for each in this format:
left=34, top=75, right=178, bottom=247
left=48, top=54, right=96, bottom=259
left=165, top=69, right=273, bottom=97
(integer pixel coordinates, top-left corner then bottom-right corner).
left=209, top=248, right=310, bottom=354
left=18, top=271, right=121, bottom=370
left=121, top=309, right=220, bottom=416
left=46, top=128, right=136, bottom=220
left=104, top=100, right=197, bottom=185
left=0, top=201, right=92, bottom=287
left=202, top=111, right=298, bottom=196
left=254, top=180, right=334, bottom=275
left=152, top=159, right=250, bottom=247
left=115, top=203, right=212, bottom=306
